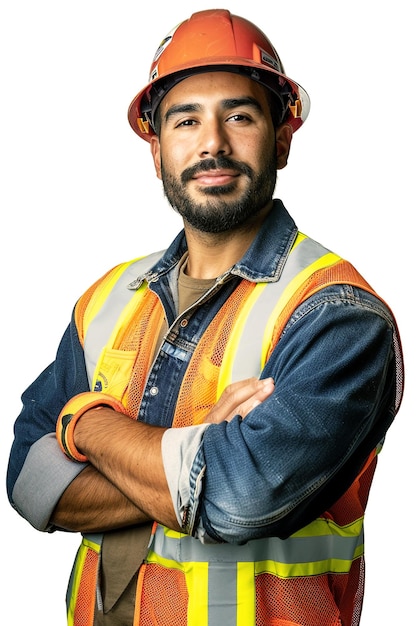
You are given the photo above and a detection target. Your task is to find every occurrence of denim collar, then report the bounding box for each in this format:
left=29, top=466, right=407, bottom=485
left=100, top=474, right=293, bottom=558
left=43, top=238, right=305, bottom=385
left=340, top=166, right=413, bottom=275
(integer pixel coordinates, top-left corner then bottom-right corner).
left=136, top=199, right=298, bottom=286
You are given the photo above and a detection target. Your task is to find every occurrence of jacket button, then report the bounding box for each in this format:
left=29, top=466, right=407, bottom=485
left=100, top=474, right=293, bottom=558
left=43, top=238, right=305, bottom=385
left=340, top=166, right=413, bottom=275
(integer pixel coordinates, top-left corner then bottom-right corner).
left=150, top=386, right=159, bottom=396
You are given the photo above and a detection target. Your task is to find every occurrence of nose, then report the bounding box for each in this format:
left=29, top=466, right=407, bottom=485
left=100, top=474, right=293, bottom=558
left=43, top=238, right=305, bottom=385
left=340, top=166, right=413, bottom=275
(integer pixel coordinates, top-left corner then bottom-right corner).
left=198, top=119, right=231, bottom=158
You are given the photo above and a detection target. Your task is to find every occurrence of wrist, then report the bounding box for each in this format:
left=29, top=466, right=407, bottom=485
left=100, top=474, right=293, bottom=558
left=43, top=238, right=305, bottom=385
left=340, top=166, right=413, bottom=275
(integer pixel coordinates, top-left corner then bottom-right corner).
left=56, top=392, right=127, bottom=462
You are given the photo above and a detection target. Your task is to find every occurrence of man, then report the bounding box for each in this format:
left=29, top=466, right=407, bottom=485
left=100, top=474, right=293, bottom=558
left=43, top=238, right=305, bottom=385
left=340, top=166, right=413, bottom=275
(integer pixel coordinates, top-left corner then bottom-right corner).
left=7, top=9, right=403, bottom=626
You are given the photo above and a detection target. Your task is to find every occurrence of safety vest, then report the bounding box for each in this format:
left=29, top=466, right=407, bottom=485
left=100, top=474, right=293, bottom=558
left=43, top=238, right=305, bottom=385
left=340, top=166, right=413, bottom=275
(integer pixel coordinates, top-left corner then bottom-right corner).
left=66, top=232, right=400, bottom=626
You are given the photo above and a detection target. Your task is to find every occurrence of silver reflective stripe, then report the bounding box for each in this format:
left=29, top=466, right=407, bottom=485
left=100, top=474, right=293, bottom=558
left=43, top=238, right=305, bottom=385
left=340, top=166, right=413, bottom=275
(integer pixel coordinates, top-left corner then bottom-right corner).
left=84, top=251, right=164, bottom=386
left=152, top=526, right=363, bottom=566
left=208, top=562, right=237, bottom=626
left=82, top=532, right=103, bottom=548
left=230, top=236, right=333, bottom=382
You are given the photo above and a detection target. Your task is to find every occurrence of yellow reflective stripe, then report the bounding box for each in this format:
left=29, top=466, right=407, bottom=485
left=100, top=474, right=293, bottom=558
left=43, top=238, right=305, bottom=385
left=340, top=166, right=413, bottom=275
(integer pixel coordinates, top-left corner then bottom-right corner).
left=218, top=233, right=342, bottom=393
left=217, top=232, right=308, bottom=396
left=91, top=283, right=147, bottom=396
left=83, top=258, right=143, bottom=334
left=254, top=554, right=363, bottom=578
left=217, top=282, right=267, bottom=398
left=83, top=252, right=165, bottom=387
left=237, top=562, right=256, bottom=626
left=164, top=527, right=187, bottom=538
left=103, top=282, right=147, bottom=349
left=291, top=516, right=364, bottom=538
left=261, top=250, right=341, bottom=367
left=67, top=537, right=101, bottom=626
left=82, top=536, right=101, bottom=551
left=185, top=562, right=209, bottom=626
left=292, top=231, right=307, bottom=247
left=146, top=547, right=181, bottom=570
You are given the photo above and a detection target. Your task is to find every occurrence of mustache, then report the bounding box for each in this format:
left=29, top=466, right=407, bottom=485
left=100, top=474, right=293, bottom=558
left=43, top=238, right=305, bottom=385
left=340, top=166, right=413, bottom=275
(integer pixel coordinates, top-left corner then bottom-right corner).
left=181, top=156, right=253, bottom=184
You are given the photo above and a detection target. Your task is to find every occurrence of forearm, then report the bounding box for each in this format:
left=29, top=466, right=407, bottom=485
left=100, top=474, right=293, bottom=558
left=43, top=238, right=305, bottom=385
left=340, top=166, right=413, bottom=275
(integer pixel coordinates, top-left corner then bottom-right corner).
left=55, top=378, right=275, bottom=535
left=73, top=407, right=181, bottom=531
left=51, top=464, right=151, bottom=532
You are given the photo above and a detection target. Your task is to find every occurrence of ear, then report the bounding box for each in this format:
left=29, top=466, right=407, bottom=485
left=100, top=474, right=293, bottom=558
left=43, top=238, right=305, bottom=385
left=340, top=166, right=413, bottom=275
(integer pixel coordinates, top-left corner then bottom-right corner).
left=150, top=135, right=162, bottom=180
left=275, top=123, right=293, bottom=170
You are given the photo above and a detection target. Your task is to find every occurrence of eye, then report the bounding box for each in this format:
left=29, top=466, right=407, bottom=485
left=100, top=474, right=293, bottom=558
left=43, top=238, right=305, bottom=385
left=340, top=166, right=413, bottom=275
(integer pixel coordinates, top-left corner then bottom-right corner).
left=226, top=112, right=252, bottom=123
left=175, top=118, right=197, bottom=128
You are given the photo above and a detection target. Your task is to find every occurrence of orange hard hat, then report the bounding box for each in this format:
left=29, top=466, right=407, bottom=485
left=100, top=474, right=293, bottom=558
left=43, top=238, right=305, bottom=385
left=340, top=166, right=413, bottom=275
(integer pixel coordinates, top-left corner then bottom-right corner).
left=127, top=9, right=310, bottom=142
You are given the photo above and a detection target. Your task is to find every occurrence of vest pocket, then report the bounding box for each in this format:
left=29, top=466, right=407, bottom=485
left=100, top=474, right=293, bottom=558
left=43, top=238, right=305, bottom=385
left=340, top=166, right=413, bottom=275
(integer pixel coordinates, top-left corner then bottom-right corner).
left=92, top=348, right=137, bottom=401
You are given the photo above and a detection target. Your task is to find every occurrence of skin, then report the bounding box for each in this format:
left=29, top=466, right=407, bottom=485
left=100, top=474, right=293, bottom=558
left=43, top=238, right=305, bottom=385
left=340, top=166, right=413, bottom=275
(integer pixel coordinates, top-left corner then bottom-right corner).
left=151, top=71, right=292, bottom=278
left=51, top=71, right=292, bottom=533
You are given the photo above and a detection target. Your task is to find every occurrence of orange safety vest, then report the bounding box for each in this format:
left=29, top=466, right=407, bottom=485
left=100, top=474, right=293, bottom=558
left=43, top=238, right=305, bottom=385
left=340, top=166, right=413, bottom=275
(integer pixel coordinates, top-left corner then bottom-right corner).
left=66, top=233, right=402, bottom=626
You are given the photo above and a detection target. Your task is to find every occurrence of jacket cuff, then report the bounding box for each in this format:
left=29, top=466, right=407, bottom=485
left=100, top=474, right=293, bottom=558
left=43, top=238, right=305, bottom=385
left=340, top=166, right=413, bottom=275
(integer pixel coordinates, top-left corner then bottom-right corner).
left=161, top=424, right=209, bottom=535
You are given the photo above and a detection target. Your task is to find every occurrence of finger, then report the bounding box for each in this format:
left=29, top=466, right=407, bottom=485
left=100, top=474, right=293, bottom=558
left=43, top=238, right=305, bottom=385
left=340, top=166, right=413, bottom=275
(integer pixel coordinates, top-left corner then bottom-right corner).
left=220, top=377, right=274, bottom=410
left=236, top=380, right=275, bottom=419
left=204, top=378, right=274, bottom=423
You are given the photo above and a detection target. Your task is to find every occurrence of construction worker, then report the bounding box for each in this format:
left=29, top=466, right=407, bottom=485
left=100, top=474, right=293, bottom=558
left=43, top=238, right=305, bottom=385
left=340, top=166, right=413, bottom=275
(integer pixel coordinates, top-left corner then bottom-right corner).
left=7, top=9, right=404, bottom=626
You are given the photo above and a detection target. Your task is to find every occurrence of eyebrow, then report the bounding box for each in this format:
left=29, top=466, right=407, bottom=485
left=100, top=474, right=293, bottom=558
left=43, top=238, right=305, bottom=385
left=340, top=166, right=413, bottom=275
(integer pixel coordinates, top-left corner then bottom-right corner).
left=164, top=96, right=263, bottom=124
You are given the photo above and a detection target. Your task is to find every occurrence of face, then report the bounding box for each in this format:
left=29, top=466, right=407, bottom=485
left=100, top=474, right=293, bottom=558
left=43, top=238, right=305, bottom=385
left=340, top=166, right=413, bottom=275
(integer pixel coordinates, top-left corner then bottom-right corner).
left=150, top=71, right=292, bottom=234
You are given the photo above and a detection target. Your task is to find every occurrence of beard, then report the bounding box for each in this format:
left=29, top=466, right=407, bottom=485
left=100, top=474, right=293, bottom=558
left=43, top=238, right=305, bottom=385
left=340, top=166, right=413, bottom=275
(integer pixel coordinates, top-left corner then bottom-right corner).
left=160, top=148, right=278, bottom=234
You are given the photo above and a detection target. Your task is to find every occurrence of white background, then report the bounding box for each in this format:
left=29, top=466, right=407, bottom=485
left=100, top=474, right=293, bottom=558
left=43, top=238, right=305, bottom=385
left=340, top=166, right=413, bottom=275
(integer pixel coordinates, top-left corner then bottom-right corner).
left=1, top=1, right=414, bottom=623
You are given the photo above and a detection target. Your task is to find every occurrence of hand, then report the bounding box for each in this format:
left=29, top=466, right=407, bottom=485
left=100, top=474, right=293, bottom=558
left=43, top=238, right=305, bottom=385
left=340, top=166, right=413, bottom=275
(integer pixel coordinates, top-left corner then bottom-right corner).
left=204, top=377, right=275, bottom=424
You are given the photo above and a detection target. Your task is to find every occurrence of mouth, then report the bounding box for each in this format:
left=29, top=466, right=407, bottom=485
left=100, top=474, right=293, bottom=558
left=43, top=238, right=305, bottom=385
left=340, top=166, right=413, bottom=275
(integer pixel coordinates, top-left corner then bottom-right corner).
left=192, top=170, right=240, bottom=187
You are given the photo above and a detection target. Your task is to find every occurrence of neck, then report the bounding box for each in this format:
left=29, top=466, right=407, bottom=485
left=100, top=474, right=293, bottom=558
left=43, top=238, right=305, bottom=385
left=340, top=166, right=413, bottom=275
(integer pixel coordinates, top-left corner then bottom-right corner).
left=183, top=203, right=272, bottom=279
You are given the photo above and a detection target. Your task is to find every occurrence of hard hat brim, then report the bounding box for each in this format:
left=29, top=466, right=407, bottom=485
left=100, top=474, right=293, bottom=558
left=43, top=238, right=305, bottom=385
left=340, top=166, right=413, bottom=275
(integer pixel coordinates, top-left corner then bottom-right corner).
left=127, top=61, right=310, bottom=142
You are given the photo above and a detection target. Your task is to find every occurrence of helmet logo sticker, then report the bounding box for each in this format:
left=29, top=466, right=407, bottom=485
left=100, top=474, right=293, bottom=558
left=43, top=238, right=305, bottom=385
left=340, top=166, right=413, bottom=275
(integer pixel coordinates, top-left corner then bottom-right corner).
left=149, top=21, right=183, bottom=81
left=260, top=48, right=281, bottom=72
left=153, top=36, right=173, bottom=63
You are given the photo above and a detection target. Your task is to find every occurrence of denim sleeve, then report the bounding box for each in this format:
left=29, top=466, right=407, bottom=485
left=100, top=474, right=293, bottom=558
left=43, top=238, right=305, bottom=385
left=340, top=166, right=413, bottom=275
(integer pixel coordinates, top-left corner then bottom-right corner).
left=161, top=424, right=210, bottom=534
left=6, top=312, right=90, bottom=531
left=166, top=286, right=401, bottom=544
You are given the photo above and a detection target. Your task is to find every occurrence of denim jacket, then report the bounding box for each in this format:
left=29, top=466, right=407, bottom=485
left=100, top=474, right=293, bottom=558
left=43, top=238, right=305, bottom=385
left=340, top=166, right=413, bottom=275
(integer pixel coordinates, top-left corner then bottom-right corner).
left=7, top=200, right=402, bottom=542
